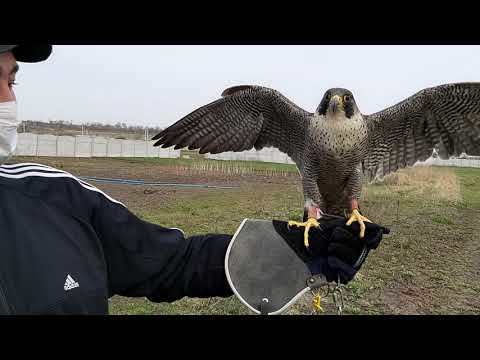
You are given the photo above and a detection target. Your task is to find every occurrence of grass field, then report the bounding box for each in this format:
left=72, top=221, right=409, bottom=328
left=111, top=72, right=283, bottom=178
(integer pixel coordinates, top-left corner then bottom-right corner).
left=13, top=156, right=480, bottom=315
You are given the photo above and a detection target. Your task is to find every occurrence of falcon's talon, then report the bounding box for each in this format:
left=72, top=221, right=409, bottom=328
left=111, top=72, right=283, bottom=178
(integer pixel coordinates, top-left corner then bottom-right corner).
left=288, top=217, right=320, bottom=248
left=346, top=209, right=372, bottom=238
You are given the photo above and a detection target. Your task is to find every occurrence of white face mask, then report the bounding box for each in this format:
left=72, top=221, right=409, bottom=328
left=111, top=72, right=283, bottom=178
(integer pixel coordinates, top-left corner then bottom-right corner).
left=0, top=101, right=20, bottom=162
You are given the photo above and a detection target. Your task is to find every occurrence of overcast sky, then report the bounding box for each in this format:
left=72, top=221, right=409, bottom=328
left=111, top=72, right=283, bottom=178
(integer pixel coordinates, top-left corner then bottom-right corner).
left=14, top=45, right=480, bottom=128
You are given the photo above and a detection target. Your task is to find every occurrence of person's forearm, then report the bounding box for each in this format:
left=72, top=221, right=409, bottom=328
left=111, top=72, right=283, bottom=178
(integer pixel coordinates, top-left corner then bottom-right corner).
left=145, top=233, right=234, bottom=303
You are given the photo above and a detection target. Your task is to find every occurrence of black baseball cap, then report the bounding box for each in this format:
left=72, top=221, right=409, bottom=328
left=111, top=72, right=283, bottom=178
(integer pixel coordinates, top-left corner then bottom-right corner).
left=0, top=44, right=52, bottom=63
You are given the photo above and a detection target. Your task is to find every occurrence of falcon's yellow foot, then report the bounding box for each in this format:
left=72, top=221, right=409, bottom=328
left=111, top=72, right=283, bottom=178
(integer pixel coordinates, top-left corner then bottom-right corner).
left=312, top=292, right=324, bottom=313
left=346, top=209, right=372, bottom=238
left=288, top=217, right=320, bottom=248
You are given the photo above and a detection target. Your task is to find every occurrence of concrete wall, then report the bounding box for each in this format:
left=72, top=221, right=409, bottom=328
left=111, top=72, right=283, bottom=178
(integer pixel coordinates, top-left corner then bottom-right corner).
left=14, top=133, right=181, bottom=159
left=417, top=155, right=480, bottom=168
left=205, top=147, right=295, bottom=165
left=14, top=133, right=480, bottom=168
left=207, top=147, right=480, bottom=168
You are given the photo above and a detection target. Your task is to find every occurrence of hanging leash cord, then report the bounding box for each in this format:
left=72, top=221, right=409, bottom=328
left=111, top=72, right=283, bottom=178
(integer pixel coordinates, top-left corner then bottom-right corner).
left=332, top=274, right=345, bottom=315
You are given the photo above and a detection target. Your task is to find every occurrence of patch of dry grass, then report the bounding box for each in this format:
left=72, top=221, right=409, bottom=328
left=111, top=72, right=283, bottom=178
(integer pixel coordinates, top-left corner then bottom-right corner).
left=188, top=160, right=296, bottom=178
left=369, top=166, right=461, bottom=204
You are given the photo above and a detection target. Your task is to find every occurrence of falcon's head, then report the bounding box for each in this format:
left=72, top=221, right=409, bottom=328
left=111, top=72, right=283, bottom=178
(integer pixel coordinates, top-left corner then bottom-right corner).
left=316, top=88, right=359, bottom=119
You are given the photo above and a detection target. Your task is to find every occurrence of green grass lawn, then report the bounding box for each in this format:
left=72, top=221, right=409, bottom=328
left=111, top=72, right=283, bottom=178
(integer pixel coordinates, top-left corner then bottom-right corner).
left=13, top=156, right=480, bottom=315
left=107, top=165, right=480, bottom=315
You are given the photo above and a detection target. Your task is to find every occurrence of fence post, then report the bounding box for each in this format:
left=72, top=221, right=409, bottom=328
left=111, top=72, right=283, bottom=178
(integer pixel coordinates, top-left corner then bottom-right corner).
left=74, top=136, right=77, bottom=158
left=35, top=134, right=39, bottom=157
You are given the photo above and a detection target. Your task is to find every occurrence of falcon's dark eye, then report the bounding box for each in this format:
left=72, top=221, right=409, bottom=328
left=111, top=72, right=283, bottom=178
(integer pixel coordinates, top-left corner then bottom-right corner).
left=343, top=95, right=351, bottom=103
left=325, top=93, right=330, bottom=101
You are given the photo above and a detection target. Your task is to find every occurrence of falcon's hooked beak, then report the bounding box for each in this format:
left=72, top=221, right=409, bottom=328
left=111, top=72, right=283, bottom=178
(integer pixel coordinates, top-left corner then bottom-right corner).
left=329, top=95, right=343, bottom=114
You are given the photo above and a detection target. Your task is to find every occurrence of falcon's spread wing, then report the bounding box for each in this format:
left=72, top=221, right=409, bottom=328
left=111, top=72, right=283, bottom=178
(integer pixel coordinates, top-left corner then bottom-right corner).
left=363, top=83, right=480, bottom=181
left=152, top=85, right=313, bottom=164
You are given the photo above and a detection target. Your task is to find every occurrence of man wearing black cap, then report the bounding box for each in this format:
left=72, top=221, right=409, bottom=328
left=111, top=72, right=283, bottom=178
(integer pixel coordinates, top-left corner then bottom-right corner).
left=0, top=45, right=388, bottom=315
left=0, top=44, right=237, bottom=314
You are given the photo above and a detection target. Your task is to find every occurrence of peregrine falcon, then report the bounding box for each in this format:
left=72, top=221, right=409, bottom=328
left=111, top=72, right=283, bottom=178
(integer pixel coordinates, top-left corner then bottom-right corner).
left=152, top=83, right=480, bottom=246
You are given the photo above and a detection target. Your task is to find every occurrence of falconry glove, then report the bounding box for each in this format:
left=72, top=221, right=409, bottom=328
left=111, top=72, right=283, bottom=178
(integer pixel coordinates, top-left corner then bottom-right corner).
left=281, top=216, right=389, bottom=284
left=225, top=216, right=389, bottom=315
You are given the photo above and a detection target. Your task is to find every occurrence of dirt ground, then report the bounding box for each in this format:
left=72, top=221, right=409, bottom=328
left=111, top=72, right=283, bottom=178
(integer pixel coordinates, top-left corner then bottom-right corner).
left=12, top=156, right=480, bottom=315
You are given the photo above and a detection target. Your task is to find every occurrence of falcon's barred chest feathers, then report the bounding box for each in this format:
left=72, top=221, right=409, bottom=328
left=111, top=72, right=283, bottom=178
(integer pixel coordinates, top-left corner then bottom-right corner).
left=305, top=89, right=368, bottom=216
left=152, top=83, right=480, bottom=245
